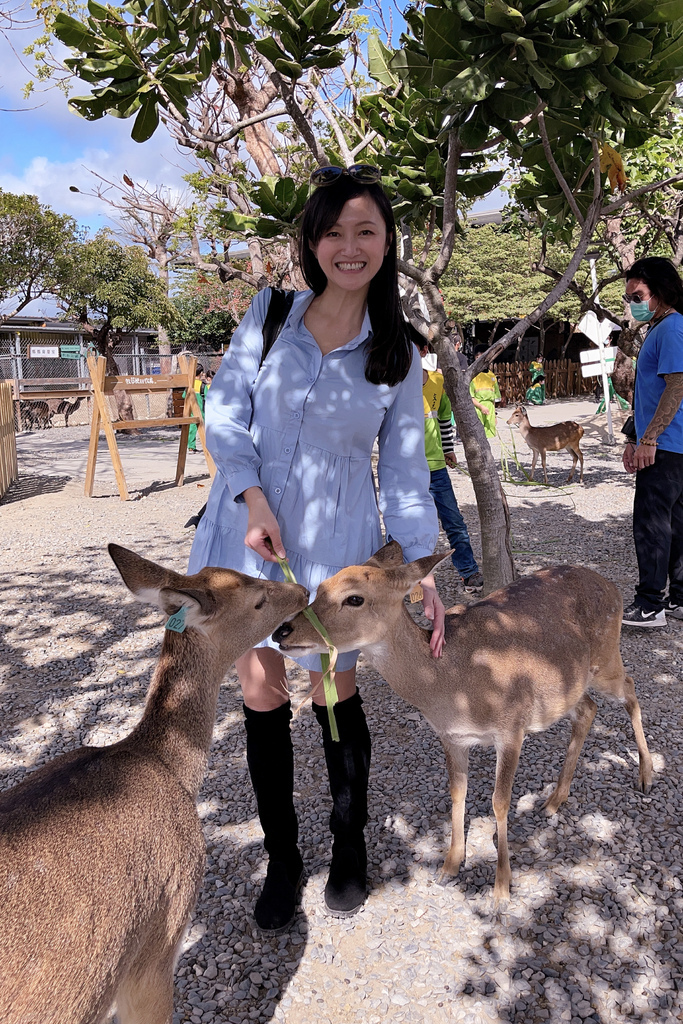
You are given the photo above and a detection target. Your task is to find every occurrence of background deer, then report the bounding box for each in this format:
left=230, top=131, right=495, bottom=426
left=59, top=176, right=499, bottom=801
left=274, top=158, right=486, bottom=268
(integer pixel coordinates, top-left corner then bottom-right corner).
left=507, top=405, right=584, bottom=484
left=0, top=544, right=308, bottom=1024
left=273, top=542, right=652, bottom=901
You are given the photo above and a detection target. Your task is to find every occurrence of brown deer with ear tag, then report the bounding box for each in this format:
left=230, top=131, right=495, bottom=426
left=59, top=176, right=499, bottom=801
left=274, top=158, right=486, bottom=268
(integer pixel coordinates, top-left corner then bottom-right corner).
left=273, top=541, right=651, bottom=901
left=0, top=544, right=308, bottom=1024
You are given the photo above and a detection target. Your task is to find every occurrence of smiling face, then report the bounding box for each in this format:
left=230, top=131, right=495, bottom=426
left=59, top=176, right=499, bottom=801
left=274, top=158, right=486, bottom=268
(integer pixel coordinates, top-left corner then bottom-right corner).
left=309, top=193, right=391, bottom=296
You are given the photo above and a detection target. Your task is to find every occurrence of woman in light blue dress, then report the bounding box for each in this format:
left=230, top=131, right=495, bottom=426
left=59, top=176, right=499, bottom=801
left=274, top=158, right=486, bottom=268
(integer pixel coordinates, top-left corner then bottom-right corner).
left=190, top=168, right=444, bottom=929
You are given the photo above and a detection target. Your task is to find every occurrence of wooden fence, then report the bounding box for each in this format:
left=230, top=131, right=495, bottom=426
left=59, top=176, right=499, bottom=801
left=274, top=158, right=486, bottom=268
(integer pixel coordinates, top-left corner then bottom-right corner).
left=0, top=382, right=18, bottom=499
left=494, top=360, right=593, bottom=406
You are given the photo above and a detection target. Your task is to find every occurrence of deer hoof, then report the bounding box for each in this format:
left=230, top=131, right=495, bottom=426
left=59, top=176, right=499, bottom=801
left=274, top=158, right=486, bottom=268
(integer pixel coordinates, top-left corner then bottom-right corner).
left=543, top=792, right=565, bottom=816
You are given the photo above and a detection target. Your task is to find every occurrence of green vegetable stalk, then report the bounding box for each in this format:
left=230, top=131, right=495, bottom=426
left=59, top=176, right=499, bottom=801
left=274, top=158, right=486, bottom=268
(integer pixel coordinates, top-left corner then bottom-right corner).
left=268, top=543, right=340, bottom=741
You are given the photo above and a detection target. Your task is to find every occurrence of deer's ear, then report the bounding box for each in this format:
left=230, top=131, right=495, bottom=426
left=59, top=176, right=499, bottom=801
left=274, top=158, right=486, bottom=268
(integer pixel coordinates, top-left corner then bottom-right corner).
left=385, top=550, right=453, bottom=594
left=158, top=587, right=216, bottom=627
left=363, top=540, right=404, bottom=568
left=109, top=544, right=216, bottom=625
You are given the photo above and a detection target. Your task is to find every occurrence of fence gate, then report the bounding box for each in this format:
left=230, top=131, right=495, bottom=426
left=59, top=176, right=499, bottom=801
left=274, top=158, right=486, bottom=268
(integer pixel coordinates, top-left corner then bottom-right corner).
left=0, top=382, right=18, bottom=499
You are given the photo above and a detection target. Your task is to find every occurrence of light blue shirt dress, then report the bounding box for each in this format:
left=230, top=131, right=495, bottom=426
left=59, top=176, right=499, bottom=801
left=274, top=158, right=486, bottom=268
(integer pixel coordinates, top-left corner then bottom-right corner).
left=188, top=288, right=439, bottom=670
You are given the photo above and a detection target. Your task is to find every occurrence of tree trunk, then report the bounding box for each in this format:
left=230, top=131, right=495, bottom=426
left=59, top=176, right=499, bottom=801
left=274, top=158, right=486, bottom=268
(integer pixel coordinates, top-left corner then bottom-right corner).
left=416, top=285, right=515, bottom=593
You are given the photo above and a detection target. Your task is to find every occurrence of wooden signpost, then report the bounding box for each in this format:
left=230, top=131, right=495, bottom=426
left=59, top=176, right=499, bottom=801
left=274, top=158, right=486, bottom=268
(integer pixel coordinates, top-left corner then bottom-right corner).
left=85, top=352, right=216, bottom=501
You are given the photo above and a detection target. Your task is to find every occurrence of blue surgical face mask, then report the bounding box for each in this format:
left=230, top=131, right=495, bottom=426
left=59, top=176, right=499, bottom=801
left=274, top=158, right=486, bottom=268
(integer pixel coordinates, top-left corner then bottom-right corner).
left=630, top=299, right=655, bottom=322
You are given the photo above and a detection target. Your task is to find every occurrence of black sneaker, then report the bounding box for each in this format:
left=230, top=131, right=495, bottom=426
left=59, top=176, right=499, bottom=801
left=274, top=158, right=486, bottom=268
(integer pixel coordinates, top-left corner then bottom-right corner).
left=254, top=856, right=304, bottom=934
left=622, top=603, right=666, bottom=628
left=462, top=571, right=484, bottom=593
left=664, top=598, right=683, bottom=620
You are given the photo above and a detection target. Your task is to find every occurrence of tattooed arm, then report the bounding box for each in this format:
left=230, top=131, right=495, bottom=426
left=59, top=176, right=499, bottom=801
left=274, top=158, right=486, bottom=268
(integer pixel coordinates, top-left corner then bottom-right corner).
left=632, top=372, right=683, bottom=471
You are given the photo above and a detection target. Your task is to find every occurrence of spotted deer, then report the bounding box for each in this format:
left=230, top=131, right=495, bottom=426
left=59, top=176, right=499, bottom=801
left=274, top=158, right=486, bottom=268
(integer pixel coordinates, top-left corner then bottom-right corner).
left=507, top=405, right=584, bottom=484
left=273, top=542, right=652, bottom=901
left=0, top=545, right=308, bottom=1024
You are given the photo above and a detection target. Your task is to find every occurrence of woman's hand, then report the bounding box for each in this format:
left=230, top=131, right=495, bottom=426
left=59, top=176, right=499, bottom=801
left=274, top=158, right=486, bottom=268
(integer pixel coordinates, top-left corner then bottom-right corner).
left=243, top=487, right=285, bottom=562
left=420, top=574, right=446, bottom=658
left=472, top=398, right=488, bottom=414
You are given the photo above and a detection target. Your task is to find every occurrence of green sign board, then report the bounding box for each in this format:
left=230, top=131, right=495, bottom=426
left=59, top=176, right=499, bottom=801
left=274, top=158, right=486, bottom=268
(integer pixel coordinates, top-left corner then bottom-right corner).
left=60, top=345, right=82, bottom=359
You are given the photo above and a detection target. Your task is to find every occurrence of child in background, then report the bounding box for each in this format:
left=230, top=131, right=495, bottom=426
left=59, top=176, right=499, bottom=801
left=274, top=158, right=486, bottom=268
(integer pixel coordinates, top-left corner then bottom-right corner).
left=417, top=336, right=484, bottom=592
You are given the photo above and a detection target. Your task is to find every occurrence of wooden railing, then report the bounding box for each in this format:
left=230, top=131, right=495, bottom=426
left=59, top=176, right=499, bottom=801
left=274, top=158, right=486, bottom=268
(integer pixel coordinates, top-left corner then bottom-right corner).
left=493, top=360, right=593, bottom=405
left=0, top=382, right=18, bottom=499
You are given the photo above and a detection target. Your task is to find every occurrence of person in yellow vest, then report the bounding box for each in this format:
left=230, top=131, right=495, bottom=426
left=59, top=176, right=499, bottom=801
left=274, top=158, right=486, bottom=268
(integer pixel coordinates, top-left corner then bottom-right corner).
left=187, top=364, right=207, bottom=453
left=469, top=364, right=501, bottom=438
left=417, top=337, right=483, bottom=592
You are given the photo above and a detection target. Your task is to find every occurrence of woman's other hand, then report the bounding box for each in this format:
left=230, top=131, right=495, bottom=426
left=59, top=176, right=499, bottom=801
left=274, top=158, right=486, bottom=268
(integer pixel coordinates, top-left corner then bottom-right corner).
left=243, top=487, right=286, bottom=561
left=420, top=574, right=446, bottom=658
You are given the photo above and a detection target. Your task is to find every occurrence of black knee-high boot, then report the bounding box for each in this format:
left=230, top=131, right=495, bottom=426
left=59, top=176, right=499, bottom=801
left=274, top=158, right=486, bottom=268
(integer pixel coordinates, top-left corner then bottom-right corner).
left=244, top=702, right=304, bottom=932
left=313, top=690, right=371, bottom=916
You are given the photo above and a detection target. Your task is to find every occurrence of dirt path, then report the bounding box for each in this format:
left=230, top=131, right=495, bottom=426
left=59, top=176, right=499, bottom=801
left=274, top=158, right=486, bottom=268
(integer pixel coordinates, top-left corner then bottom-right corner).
left=1, top=401, right=681, bottom=1024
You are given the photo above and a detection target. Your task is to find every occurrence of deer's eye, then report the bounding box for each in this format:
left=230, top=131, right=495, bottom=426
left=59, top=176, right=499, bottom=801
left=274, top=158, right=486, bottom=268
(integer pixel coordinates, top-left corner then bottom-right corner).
left=254, top=595, right=266, bottom=610
left=344, top=595, right=364, bottom=607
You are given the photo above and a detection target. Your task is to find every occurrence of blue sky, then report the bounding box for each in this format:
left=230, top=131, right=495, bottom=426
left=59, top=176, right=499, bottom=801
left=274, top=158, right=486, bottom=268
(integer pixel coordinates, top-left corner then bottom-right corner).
left=0, top=6, right=189, bottom=236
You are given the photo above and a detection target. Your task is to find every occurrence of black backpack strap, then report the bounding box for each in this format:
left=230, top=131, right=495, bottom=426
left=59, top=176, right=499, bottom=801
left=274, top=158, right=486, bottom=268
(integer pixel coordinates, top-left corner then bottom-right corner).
left=260, top=288, right=295, bottom=368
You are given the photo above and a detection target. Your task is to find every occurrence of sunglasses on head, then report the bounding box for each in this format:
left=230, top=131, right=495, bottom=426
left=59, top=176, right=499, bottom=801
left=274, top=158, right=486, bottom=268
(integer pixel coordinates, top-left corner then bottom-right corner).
left=310, top=164, right=382, bottom=187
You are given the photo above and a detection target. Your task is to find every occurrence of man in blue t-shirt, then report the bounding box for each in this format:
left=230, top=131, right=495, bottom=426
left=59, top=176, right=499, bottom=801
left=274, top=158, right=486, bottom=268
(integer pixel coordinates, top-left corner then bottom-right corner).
left=622, top=258, right=683, bottom=628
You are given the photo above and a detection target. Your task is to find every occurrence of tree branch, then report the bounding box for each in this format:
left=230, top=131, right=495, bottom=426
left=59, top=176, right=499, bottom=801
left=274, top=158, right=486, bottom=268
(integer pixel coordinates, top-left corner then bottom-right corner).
left=538, top=110, right=584, bottom=225
left=429, top=131, right=461, bottom=281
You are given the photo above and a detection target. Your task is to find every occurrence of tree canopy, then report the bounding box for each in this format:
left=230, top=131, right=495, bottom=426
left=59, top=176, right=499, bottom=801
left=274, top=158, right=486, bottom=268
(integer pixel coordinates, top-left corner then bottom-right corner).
left=0, top=191, right=79, bottom=322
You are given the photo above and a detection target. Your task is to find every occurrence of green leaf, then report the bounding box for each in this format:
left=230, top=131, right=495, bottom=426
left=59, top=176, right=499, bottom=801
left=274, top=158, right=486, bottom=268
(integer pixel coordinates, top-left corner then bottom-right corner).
left=528, top=62, right=554, bottom=90
left=425, top=149, right=446, bottom=183
left=131, top=92, right=159, bottom=143
left=274, top=176, right=297, bottom=212
left=53, top=13, right=101, bottom=50
left=632, top=80, right=676, bottom=114
left=551, top=0, right=591, bottom=21
left=617, top=34, right=653, bottom=63
left=642, top=0, right=683, bottom=22
left=500, top=33, right=538, bottom=61
left=484, top=0, right=526, bottom=30
left=254, top=36, right=287, bottom=65
left=596, top=64, right=653, bottom=99
left=652, top=33, right=683, bottom=70
left=555, top=44, right=600, bottom=69
left=458, top=169, right=504, bottom=197
left=198, top=44, right=212, bottom=79
left=367, top=35, right=398, bottom=86
left=528, top=0, right=569, bottom=17
left=444, top=64, right=496, bottom=103
left=423, top=7, right=463, bottom=61
left=274, top=58, right=303, bottom=79
left=487, top=87, right=538, bottom=120
left=459, top=109, right=491, bottom=148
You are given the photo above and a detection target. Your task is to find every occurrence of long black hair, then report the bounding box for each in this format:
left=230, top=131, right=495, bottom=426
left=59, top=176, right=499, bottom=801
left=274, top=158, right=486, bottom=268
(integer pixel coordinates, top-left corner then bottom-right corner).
left=298, top=175, right=412, bottom=386
left=626, top=257, right=683, bottom=314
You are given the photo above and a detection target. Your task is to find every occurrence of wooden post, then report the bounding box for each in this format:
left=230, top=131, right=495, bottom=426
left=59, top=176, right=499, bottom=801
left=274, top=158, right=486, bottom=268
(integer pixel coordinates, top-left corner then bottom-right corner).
left=86, top=354, right=130, bottom=501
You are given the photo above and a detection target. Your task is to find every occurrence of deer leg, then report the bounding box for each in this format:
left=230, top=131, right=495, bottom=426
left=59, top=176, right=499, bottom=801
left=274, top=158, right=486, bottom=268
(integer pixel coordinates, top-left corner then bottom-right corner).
left=492, top=738, right=522, bottom=901
left=577, top=446, right=584, bottom=483
left=541, top=449, right=548, bottom=485
left=529, top=449, right=538, bottom=480
left=115, top=938, right=181, bottom=1024
left=591, top=663, right=653, bottom=794
left=566, top=446, right=578, bottom=483
left=544, top=694, right=597, bottom=815
left=621, top=676, right=653, bottom=793
left=438, top=741, right=469, bottom=879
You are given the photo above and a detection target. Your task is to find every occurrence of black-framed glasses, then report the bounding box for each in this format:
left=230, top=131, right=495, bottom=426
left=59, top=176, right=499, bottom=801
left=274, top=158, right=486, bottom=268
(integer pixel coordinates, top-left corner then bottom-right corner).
left=623, top=291, right=650, bottom=303
left=310, top=164, right=382, bottom=187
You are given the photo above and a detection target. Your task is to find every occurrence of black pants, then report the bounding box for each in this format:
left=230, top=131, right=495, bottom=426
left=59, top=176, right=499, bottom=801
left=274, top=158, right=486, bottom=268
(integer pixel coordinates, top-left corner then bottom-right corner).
left=633, top=448, right=683, bottom=611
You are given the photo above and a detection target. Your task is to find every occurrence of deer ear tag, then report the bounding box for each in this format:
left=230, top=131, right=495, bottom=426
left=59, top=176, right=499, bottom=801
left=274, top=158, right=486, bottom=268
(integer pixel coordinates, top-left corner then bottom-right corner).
left=165, top=606, right=187, bottom=633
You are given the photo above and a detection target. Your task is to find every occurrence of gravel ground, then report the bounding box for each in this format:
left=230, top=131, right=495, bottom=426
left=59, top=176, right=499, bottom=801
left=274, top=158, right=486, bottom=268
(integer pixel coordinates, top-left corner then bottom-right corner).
left=1, top=403, right=682, bottom=1024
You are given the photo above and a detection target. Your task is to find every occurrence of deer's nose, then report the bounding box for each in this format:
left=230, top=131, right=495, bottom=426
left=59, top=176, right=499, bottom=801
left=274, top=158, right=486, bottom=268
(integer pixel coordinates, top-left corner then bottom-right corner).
left=272, top=623, right=293, bottom=643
